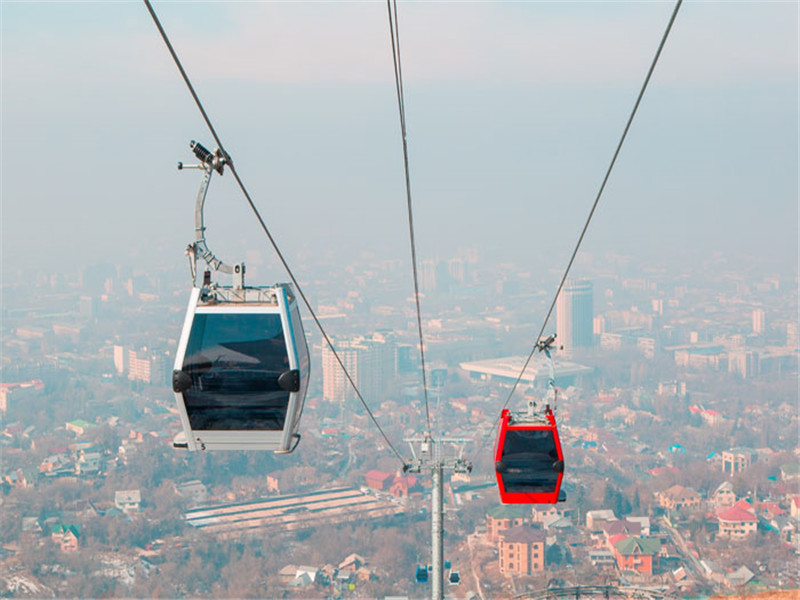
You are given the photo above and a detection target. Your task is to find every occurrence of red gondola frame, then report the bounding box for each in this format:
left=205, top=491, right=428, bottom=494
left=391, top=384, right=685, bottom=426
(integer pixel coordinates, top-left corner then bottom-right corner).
left=494, top=406, right=564, bottom=504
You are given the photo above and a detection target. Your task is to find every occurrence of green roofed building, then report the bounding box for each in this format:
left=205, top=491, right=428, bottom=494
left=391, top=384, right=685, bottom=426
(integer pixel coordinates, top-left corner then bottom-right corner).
left=613, top=536, right=661, bottom=574
left=51, top=524, right=81, bottom=552
left=65, top=419, right=97, bottom=436
left=486, top=505, right=530, bottom=543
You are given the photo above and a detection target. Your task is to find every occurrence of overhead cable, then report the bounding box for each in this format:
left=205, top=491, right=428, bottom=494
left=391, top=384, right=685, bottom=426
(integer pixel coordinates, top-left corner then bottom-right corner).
left=386, top=0, right=434, bottom=437
left=143, top=0, right=407, bottom=466
left=476, top=0, right=684, bottom=456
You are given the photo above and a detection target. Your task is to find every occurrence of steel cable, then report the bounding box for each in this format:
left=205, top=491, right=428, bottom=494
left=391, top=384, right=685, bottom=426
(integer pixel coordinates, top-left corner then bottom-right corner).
left=144, top=0, right=407, bottom=466
left=386, top=0, right=434, bottom=437
left=474, top=0, right=684, bottom=458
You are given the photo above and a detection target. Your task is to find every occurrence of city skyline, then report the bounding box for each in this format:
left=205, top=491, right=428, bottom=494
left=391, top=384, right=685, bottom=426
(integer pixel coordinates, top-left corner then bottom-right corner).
left=1, top=4, right=798, bottom=597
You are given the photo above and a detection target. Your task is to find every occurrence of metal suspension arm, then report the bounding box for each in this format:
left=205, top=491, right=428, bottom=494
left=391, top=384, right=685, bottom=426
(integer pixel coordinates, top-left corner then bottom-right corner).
left=178, top=140, right=234, bottom=282
left=193, top=166, right=233, bottom=275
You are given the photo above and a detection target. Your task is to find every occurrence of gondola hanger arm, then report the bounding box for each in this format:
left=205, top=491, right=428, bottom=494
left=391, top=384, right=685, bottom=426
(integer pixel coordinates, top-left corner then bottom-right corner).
left=179, top=140, right=237, bottom=281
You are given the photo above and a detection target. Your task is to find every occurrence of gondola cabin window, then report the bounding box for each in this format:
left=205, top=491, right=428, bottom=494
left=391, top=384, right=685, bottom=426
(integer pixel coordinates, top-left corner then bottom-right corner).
left=182, top=312, right=290, bottom=431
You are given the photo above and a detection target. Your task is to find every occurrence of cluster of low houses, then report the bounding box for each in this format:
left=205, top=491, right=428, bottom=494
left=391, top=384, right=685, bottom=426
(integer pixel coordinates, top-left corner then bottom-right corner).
left=363, top=470, right=424, bottom=499
left=278, top=553, right=376, bottom=590
left=1, top=425, right=165, bottom=489
left=484, top=503, right=662, bottom=578
left=478, top=479, right=800, bottom=585
left=17, top=489, right=142, bottom=554
left=657, top=482, right=800, bottom=544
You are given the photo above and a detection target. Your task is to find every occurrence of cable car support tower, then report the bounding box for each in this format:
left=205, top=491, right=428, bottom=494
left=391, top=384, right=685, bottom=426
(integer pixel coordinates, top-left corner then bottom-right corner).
left=404, top=434, right=472, bottom=600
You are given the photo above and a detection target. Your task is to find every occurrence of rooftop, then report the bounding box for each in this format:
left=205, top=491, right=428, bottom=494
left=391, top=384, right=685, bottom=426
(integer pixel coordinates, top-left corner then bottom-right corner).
left=501, top=526, right=546, bottom=544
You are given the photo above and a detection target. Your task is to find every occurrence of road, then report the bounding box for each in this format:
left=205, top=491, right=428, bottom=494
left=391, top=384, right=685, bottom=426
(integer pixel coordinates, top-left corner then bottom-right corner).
left=658, top=516, right=713, bottom=589
left=467, top=532, right=486, bottom=600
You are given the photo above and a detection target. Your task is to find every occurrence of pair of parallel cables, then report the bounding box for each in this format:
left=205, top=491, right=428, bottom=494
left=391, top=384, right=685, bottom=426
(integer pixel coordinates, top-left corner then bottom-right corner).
left=143, top=0, right=682, bottom=468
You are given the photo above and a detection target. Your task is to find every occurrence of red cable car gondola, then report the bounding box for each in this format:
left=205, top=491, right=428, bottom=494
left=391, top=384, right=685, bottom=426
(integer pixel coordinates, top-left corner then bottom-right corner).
left=494, top=405, right=565, bottom=504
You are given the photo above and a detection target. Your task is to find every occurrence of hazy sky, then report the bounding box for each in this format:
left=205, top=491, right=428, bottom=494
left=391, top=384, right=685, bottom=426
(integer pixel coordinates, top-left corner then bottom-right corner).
left=2, top=1, right=797, bottom=283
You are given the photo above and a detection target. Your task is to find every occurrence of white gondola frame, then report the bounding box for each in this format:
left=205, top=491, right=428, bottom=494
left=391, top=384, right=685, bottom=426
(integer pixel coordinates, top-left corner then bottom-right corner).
left=172, top=284, right=308, bottom=452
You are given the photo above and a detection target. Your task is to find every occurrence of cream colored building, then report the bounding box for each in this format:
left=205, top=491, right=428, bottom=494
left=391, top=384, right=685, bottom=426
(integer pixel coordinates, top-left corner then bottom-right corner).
left=718, top=505, right=757, bottom=539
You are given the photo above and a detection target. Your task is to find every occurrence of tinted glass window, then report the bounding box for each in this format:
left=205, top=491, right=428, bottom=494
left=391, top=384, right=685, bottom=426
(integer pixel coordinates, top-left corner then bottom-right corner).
left=500, top=428, right=559, bottom=494
left=181, top=313, right=290, bottom=431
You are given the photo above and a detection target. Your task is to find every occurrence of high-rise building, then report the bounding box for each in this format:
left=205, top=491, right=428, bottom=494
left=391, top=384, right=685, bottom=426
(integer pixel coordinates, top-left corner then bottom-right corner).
left=728, top=350, right=759, bottom=378
left=787, top=322, right=798, bottom=348
left=420, top=260, right=437, bottom=294
left=752, top=308, right=766, bottom=334
left=556, top=280, right=594, bottom=352
left=447, top=258, right=465, bottom=285
left=114, top=345, right=170, bottom=385
left=322, top=332, right=396, bottom=404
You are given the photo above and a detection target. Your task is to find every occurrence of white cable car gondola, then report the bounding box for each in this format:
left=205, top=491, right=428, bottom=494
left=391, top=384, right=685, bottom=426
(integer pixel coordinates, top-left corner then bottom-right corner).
left=171, top=141, right=309, bottom=453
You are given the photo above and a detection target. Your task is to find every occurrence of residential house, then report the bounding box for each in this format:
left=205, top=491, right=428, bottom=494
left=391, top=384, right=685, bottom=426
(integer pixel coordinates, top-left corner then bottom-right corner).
left=115, top=490, right=142, bottom=513
left=717, top=505, right=757, bottom=539
left=585, top=509, right=616, bottom=531
left=278, top=565, right=298, bottom=585
left=657, top=484, right=701, bottom=511
left=486, top=505, right=529, bottom=543
left=627, top=516, right=651, bottom=536
left=531, top=505, right=559, bottom=524
left=51, top=524, right=81, bottom=552
left=726, top=566, right=755, bottom=588
left=499, top=526, right=546, bottom=576
left=542, top=514, right=574, bottom=534
left=76, top=451, right=102, bottom=476
left=294, top=566, right=319, bottom=585
left=338, top=553, right=366, bottom=572
left=603, top=519, right=642, bottom=548
left=21, top=517, right=43, bottom=542
left=39, top=454, right=72, bottom=477
left=613, top=536, right=661, bottom=575
left=711, top=481, right=736, bottom=508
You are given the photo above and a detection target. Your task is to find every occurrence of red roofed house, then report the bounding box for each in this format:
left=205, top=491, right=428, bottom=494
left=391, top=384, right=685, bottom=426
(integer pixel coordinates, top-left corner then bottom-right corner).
left=758, top=501, right=785, bottom=519
left=717, top=505, right=758, bottom=539
left=690, top=405, right=724, bottom=426
left=607, top=533, right=629, bottom=551
left=364, top=470, right=393, bottom=491
left=733, top=498, right=755, bottom=512
left=499, top=526, right=546, bottom=576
